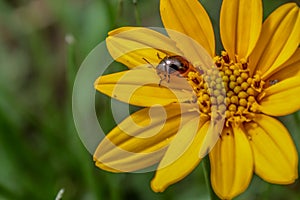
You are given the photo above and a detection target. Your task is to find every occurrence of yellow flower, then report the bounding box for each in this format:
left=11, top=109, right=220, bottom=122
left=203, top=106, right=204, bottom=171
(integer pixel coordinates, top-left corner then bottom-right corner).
left=94, top=0, right=300, bottom=199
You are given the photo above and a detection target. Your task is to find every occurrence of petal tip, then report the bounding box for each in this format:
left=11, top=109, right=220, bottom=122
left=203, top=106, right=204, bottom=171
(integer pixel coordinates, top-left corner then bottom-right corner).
left=94, top=77, right=101, bottom=88
left=150, top=179, right=166, bottom=193
left=94, top=159, right=122, bottom=173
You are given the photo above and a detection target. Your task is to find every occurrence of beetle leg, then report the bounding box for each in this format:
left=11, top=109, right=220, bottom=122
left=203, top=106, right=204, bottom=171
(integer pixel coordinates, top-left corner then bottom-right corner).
left=158, top=79, right=163, bottom=87
left=166, top=65, right=171, bottom=83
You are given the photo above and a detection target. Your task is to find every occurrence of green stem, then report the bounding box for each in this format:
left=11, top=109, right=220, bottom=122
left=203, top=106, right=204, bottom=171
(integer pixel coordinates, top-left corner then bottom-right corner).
left=202, top=156, right=220, bottom=200
left=66, top=34, right=77, bottom=92
left=133, top=0, right=141, bottom=26
left=117, top=0, right=123, bottom=20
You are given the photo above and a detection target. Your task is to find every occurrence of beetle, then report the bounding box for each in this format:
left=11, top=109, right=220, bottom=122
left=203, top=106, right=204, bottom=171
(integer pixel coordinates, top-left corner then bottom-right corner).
left=143, top=53, right=199, bottom=85
left=156, top=55, right=196, bottom=82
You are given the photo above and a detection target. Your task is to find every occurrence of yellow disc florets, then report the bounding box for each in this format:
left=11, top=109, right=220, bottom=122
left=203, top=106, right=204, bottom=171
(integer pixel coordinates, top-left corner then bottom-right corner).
left=187, top=51, right=265, bottom=127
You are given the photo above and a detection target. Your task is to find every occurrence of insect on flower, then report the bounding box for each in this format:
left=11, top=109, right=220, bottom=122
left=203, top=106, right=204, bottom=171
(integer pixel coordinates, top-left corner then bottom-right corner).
left=144, top=53, right=201, bottom=85
left=94, top=0, right=300, bottom=199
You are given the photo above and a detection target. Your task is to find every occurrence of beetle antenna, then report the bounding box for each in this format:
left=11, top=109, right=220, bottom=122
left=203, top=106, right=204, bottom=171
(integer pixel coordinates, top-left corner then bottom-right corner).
left=142, top=58, right=155, bottom=69
left=156, top=52, right=162, bottom=60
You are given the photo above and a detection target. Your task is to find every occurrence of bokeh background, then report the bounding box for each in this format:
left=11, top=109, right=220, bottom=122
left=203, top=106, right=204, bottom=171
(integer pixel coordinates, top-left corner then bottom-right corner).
left=0, top=0, right=300, bottom=199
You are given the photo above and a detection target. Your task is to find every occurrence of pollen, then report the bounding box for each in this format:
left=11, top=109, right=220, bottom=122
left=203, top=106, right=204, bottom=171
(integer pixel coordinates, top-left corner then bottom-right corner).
left=187, top=51, right=265, bottom=127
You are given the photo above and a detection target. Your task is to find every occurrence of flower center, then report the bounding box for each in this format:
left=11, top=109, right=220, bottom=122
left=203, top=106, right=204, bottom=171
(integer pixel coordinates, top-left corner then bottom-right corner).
left=187, top=51, right=265, bottom=127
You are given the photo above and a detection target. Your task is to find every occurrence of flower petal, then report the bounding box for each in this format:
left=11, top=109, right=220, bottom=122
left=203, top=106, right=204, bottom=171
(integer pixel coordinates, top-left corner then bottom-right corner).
left=160, top=0, right=215, bottom=57
left=199, top=117, right=225, bottom=159
left=95, top=67, right=194, bottom=107
left=220, top=0, right=262, bottom=59
left=258, top=76, right=300, bottom=116
left=245, top=114, right=298, bottom=184
left=250, top=3, right=300, bottom=76
left=210, top=126, right=253, bottom=199
left=151, top=119, right=209, bottom=192
left=107, top=27, right=182, bottom=68
left=94, top=104, right=200, bottom=172
left=264, top=48, right=300, bottom=81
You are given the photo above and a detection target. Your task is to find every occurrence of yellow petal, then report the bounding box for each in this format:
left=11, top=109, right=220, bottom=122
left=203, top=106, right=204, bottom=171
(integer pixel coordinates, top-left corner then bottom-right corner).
left=107, top=27, right=182, bottom=68
left=160, top=0, right=215, bottom=57
left=220, top=0, right=262, bottom=59
left=258, top=76, right=300, bottom=116
left=95, top=67, right=194, bottom=107
left=151, top=120, right=209, bottom=192
left=210, top=126, right=253, bottom=199
left=199, top=117, right=225, bottom=158
left=245, top=114, right=298, bottom=184
left=94, top=104, right=200, bottom=172
left=250, top=3, right=300, bottom=76
left=264, top=48, right=300, bottom=81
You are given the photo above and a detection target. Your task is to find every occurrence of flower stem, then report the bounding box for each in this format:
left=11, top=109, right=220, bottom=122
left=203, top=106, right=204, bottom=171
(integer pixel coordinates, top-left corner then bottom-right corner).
left=202, top=156, right=220, bottom=200
left=133, top=0, right=141, bottom=26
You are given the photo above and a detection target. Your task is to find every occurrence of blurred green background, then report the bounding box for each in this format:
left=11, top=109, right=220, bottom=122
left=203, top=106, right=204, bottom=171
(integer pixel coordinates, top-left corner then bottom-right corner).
left=0, top=0, right=299, bottom=199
